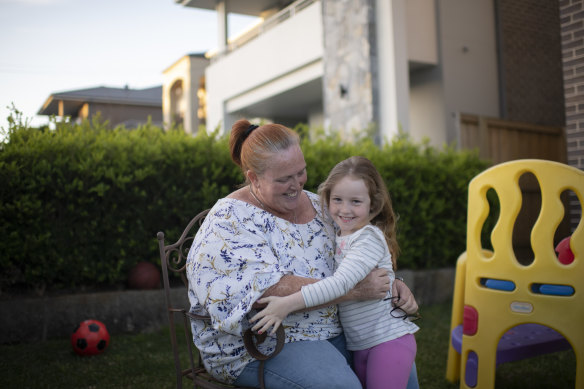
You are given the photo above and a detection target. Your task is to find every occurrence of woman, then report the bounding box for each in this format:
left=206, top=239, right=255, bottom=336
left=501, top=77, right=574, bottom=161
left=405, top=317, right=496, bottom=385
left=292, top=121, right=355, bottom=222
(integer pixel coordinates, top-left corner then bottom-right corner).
left=186, top=119, right=419, bottom=388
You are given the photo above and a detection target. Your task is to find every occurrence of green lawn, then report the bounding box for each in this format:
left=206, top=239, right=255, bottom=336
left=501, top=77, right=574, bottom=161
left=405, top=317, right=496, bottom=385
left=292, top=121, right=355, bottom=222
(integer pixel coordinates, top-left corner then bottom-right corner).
left=0, top=302, right=576, bottom=388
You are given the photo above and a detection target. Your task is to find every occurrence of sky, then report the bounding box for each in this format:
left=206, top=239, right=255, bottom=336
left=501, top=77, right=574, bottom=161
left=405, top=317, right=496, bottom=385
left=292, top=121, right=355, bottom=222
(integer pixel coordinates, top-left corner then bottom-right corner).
left=0, top=0, right=257, bottom=131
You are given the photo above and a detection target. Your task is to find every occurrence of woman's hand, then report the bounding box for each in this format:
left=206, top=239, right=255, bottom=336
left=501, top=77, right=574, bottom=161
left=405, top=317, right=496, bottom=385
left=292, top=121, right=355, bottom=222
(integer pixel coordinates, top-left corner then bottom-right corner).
left=350, top=268, right=391, bottom=300
left=347, top=270, right=418, bottom=315
left=391, top=278, right=418, bottom=315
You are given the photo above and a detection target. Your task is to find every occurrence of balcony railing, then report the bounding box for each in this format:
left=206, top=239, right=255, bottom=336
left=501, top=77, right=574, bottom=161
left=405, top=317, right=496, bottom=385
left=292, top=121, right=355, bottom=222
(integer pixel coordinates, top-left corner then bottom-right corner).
left=208, top=0, right=317, bottom=60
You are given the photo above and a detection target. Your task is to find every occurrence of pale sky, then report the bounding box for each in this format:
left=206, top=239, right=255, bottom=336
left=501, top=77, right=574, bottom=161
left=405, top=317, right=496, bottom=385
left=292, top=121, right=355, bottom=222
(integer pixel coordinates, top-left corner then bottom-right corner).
left=0, top=0, right=257, bottom=131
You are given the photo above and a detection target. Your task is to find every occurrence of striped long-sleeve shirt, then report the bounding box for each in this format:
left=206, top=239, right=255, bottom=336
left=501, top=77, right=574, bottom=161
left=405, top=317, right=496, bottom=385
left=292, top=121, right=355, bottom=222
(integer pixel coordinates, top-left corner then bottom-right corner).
left=301, top=224, right=419, bottom=351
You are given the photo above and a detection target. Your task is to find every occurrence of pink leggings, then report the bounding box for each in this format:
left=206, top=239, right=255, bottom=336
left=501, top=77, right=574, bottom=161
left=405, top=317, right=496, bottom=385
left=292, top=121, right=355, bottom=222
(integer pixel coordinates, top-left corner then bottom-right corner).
left=353, top=334, right=417, bottom=389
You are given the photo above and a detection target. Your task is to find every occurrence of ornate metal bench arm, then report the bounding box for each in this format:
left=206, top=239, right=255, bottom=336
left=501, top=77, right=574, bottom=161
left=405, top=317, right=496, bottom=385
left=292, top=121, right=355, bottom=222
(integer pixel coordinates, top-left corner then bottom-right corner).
left=184, top=310, right=285, bottom=359
left=243, top=326, right=285, bottom=361
left=243, top=326, right=286, bottom=388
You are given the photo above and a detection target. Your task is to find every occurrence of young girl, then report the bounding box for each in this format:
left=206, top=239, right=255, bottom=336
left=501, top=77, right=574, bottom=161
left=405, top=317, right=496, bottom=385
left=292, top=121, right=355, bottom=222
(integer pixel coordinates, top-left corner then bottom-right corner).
left=250, top=156, right=419, bottom=389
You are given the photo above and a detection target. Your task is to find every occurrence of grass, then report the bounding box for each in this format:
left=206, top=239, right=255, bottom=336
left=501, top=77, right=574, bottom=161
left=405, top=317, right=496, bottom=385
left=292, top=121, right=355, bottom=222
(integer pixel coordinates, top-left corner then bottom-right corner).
left=0, top=302, right=576, bottom=389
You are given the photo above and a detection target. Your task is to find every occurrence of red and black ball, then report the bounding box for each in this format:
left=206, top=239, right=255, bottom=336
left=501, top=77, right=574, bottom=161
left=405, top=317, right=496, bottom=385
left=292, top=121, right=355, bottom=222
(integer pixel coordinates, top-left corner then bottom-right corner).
left=71, top=319, right=110, bottom=356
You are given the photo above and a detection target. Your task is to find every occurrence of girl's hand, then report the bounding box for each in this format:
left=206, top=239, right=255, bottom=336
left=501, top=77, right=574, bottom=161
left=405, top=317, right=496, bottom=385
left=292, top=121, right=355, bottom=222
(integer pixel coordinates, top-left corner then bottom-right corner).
left=250, top=296, right=290, bottom=335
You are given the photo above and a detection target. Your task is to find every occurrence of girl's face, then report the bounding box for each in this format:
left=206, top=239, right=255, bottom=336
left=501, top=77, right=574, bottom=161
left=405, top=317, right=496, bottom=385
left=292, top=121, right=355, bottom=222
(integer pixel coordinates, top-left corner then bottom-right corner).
left=253, top=144, right=307, bottom=217
left=328, top=176, right=371, bottom=236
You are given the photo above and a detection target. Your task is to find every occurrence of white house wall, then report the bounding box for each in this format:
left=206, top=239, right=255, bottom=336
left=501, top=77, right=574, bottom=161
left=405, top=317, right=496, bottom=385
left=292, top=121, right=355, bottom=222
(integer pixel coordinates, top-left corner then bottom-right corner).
left=407, top=0, right=500, bottom=147
left=225, top=59, right=323, bottom=113
left=406, top=0, right=439, bottom=67
left=206, top=0, right=323, bottom=133
left=410, top=68, right=447, bottom=146
left=376, top=0, right=411, bottom=143
left=438, top=0, right=500, bottom=144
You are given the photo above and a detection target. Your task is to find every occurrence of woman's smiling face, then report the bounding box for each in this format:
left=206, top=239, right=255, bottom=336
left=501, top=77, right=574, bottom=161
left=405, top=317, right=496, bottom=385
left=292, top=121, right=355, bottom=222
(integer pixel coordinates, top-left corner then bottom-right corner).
left=254, top=144, right=307, bottom=217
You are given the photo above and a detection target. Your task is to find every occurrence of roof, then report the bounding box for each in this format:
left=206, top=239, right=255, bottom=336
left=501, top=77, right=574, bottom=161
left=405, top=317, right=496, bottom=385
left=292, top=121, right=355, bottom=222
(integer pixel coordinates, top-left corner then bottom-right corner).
left=163, top=53, right=209, bottom=73
left=176, top=0, right=294, bottom=16
left=38, top=85, right=162, bottom=116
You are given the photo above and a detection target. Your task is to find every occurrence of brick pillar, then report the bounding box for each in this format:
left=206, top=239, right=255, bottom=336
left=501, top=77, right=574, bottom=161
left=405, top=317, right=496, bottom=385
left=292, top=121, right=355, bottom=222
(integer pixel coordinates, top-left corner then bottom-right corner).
left=560, top=0, right=584, bottom=229
left=497, top=0, right=565, bottom=126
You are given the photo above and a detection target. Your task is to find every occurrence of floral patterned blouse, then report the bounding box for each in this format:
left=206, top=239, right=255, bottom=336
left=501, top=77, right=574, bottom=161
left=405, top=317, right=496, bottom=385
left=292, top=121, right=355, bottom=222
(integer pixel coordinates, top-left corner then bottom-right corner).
left=186, top=190, right=342, bottom=383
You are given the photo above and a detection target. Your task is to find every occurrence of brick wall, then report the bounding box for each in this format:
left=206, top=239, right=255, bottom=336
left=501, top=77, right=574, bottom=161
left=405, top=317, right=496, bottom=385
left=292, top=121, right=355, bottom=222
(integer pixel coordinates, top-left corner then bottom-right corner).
left=561, top=0, right=584, bottom=170
left=497, top=0, right=565, bottom=127
left=560, top=0, right=584, bottom=229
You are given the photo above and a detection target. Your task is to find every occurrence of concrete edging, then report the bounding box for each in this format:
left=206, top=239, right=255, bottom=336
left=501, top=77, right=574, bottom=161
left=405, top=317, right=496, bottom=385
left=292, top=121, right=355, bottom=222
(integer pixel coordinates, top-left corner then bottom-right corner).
left=0, top=268, right=455, bottom=344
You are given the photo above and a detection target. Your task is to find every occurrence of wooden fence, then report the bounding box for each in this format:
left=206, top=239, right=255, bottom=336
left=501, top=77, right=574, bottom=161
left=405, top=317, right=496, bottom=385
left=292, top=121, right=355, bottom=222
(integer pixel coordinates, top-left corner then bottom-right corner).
left=457, top=113, right=567, bottom=165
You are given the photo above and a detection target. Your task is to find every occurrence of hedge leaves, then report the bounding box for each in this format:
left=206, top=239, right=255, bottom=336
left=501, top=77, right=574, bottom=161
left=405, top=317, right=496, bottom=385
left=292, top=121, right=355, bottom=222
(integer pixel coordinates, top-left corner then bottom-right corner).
left=0, top=118, right=487, bottom=293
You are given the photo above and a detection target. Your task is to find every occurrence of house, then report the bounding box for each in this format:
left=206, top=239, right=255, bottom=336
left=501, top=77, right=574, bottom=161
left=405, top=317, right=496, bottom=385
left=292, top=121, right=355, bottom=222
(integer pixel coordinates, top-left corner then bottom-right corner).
left=167, top=1, right=582, bottom=227
left=169, top=0, right=565, bottom=145
left=168, top=0, right=582, bottom=230
left=162, top=54, right=209, bottom=134
left=38, top=85, right=163, bottom=128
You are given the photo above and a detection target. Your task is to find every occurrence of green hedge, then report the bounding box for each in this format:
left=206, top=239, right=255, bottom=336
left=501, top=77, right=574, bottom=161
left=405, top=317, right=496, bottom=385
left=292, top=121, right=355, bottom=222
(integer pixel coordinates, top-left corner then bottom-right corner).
left=0, top=117, right=488, bottom=293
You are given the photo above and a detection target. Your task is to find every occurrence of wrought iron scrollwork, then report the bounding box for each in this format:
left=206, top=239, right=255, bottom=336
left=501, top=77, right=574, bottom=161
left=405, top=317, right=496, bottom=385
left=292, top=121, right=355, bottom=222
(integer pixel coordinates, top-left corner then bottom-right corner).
left=159, top=209, right=209, bottom=288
